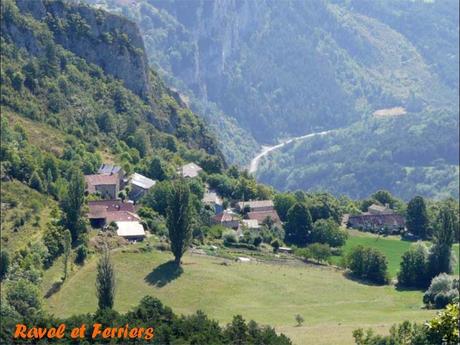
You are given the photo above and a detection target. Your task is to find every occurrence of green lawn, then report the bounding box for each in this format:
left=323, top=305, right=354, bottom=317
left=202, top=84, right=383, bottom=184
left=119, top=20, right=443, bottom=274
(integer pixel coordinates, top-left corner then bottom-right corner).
left=331, top=230, right=460, bottom=278
left=43, top=248, right=435, bottom=345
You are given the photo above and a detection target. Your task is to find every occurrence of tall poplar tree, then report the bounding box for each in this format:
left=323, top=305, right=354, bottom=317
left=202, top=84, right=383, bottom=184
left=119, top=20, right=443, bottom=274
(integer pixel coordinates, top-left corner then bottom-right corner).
left=166, top=179, right=193, bottom=266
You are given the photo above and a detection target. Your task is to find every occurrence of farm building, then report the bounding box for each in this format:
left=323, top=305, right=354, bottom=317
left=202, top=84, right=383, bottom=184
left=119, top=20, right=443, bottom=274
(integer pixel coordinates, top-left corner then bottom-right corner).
left=178, top=162, right=203, bottom=178
left=85, top=174, right=119, bottom=199
left=237, top=200, right=275, bottom=212
left=115, top=221, right=145, bottom=241
left=87, top=200, right=139, bottom=227
left=203, top=191, right=224, bottom=214
left=128, top=173, right=156, bottom=201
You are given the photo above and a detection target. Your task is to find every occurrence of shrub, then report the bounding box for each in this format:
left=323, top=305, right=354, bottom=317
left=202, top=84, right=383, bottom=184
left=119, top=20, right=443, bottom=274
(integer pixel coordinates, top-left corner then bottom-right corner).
left=223, top=230, right=237, bottom=245
left=346, top=245, right=389, bottom=284
left=75, top=245, right=88, bottom=265
left=307, top=243, right=331, bottom=263
left=423, top=273, right=459, bottom=309
left=397, top=242, right=429, bottom=288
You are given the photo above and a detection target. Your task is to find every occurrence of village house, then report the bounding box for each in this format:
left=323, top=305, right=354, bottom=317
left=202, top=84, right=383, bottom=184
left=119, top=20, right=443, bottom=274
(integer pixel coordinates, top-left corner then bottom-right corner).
left=202, top=190, right=224, bottom=214
left=178, top=162, right=203, bottom=178
left=115, top=221, right=145, bottom=241
left=87, top=200, right=139, bottom=227
left=85, top=174, right=119, bottom=199
left=247, top=209, right=281, bottom=227
left=212, top=209, right=241, bottom=230
left=237, top=200, right=275, bottom=212
left=347, top=204, right=405, bottom=234
left=98, top=163, right=125, bottom=187
left=128, top=172, right=156, bottom=202
left=367, top=203, right=394, bottom=215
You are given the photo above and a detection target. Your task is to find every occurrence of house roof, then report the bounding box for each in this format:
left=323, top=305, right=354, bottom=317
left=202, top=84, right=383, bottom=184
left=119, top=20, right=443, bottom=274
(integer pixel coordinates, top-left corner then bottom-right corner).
left=107, top=211, right=141, bottom=223
left=87, top=200, right=136, bottom=220
left=85, top=174, right=119, bottom=192
left=98, top=164, right=123, bottom=175
left=368, top=203, right=393, bottom=214
left=116, top=221, right=145, bottom=237
left=179, top=162, right=203, bottom=178
left=237, top=200, right=274, bottom=210
left=203, top=191, right=223, bottom=205
left=130, top=173, right=156, bottom=190
left=212, top=210, right=240, bottom=223
left=247, top=210, right=281, bottom=224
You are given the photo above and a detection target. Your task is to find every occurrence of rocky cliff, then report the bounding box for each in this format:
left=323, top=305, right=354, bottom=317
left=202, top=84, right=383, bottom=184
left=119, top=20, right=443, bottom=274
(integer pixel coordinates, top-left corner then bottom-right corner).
left=13, top=0, right=150, bottom=99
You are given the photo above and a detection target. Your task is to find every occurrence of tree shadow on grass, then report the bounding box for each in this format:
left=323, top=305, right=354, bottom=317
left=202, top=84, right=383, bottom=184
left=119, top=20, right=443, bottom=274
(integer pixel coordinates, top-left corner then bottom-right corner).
left=342, top=271, right=384, bottom=287
left=145, top=260, right=183, bottom=287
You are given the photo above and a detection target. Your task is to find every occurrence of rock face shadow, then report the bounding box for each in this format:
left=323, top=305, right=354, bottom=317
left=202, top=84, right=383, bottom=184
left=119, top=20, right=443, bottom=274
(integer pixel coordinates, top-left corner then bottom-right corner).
left=145, top=260, right=183, bottom=287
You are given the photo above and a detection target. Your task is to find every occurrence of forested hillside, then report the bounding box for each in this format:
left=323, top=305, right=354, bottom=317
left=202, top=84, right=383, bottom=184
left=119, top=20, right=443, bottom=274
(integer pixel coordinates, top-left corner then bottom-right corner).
left=83, top=0, right=458, bottom=199
left=0, top=0, right=226, bottom=251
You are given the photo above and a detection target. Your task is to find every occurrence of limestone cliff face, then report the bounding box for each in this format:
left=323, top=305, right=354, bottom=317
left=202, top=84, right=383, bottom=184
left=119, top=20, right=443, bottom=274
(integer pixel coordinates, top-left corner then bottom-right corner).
left=14, top=0, right=150, bottom=99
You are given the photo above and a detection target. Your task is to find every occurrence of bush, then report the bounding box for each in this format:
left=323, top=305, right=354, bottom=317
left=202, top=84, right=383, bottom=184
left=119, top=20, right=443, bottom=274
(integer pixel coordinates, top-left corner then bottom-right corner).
left=75, top=245, right=88, bottom=265
left=223, top=230, right=237, bottom=245
left=346, top=245, right=389, bottom=285
left=423, top=273, right=459, bottom=309
left=307, top=243, right=331, bottom=263
left=397, top=242, right=429, bottom=288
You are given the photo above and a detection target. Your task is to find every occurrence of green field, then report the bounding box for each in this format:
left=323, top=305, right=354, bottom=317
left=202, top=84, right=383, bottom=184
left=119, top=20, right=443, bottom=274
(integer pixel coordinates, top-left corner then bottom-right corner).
left=43, top=248, right=436, bottom=345
left=331, top=230, right=460, bottom=277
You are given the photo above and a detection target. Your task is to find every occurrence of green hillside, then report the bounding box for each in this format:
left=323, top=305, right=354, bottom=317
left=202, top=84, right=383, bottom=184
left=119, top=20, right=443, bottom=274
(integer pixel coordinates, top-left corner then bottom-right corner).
left=43, top=247, right=435, bottom=345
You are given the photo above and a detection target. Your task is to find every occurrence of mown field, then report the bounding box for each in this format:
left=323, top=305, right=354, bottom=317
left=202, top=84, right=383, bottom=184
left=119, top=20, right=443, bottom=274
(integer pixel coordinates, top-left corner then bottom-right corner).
left=331, top=230, right=460, bottom=277
left=43, top=246, right=436, bottom=345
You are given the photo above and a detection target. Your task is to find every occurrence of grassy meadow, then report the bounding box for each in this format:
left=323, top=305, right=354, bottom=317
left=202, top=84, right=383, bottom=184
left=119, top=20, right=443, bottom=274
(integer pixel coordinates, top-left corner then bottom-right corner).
left=331, top=230, right=460, bottom=277
left=43, top=247, right=437, bottom=345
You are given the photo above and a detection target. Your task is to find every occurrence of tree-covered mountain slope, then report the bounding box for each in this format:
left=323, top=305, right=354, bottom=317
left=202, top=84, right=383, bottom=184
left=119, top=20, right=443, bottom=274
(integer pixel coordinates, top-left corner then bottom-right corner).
left=86, top=0, right=456, bottom=140
left=82, top=0, right=458, bottom=199
left=257, top=108, right=459, bottom=200
left=1, top=0, right=225, bottom=175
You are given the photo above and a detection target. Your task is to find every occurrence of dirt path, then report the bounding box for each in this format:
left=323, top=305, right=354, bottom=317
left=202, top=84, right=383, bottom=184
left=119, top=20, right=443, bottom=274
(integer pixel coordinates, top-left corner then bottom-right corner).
left=248, top=129, right=335, bottom=174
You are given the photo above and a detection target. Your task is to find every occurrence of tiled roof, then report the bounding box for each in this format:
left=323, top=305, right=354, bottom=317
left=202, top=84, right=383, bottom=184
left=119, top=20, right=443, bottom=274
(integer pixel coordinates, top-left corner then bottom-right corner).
left=87, top=200, right=136, bottom=221
left=106, top=211, right=141, bottom=223
left=212, top=210, right=240, bottom=223
left=85, top=174, right=118, bottom=192
left=247, top=210, right=281, bottom=224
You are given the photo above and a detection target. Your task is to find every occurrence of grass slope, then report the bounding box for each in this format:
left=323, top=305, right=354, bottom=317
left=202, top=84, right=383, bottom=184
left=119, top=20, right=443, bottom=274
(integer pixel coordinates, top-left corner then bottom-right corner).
left=44, top=248, right=435, bottom=345
left=331, top=230, right=460, bottom=278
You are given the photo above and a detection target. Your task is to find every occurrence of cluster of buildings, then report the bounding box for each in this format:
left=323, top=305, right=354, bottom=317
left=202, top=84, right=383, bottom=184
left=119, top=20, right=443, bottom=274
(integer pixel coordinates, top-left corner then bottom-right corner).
left=346, top=203, right=405, bottom=234
left=84, top=162, right=210, bottom=241
left=84, top=164, right=156, bottom=241
left=211, top=199, right=281, bottom=235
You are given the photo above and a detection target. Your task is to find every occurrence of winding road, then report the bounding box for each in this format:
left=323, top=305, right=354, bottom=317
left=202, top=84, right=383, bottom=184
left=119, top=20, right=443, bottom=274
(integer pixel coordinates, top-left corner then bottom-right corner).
left=248, top=129, right=335, bottom=174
